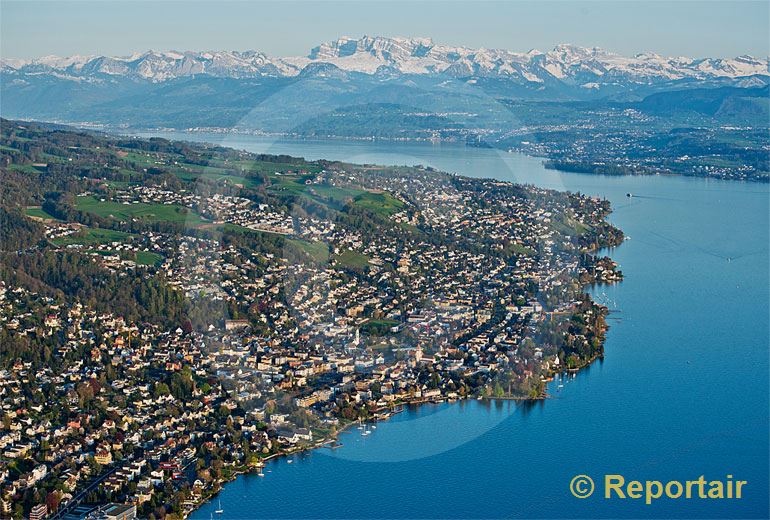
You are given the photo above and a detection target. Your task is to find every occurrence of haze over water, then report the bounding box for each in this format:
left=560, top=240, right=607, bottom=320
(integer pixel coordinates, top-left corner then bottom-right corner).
left=143, top=134, right=769, bottom=519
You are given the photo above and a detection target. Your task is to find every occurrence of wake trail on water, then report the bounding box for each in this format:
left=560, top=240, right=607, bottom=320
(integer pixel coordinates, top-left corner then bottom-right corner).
left=646, top=230, right=767, bottom=262
left=724, top=248, right=769, bottom=262
left=628, top=194, right=681, bottom=201
left=613, top=194, right=682, bottom=212
left=650, top=230, right=728, bottom=259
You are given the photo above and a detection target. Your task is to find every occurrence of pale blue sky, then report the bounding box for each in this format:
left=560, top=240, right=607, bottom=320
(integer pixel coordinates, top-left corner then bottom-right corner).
left=1, top=1, right=768, bottom=59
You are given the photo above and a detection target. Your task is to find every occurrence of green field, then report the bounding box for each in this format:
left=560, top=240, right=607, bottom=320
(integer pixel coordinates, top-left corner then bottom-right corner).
left=288, top=239, right=329, bottom=262
left=9, top=164, right=43, bottom=174
left=134, top=251, right=164, bottom=266
left=549, top=216, right=591, bottom=237
left=51, top=228, right=133, bottom=246
left=26, top=206, right=60, bottom=220
left=333, top=248, right=370, bottom=269
left=174, top=170, right=261, bottom=188
left=221, top=223, right=251, bottom=234
left=76, top=196, right=207, bottom=225
left=39, top=152, right=65, bottom=164
left=122, top=151, right=164, bottom=167
left=353, top=191, right=405, bottom=216
left=310, top=185, right=363, bottom=202
left=508, top=243, right=536, bottom=256
left=118, top=148, right=323, bottom=179
left=268, top=176, right=404, bottom=217
left=267, top=174, right=316, bottom=195
left=217, top=159, right=322, bottom=175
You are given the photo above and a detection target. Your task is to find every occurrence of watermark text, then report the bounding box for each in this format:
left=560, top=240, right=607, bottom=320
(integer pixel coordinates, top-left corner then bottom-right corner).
left=570, top=474, right=747, bottom=504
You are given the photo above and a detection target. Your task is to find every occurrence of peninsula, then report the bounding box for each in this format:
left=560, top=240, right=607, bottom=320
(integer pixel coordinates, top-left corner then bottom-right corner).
left=0, top=119, right=623, bottom=519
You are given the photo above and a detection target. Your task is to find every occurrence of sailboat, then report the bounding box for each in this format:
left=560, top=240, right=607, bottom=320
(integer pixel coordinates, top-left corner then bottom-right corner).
left=215, top=499, right=224, bottom=514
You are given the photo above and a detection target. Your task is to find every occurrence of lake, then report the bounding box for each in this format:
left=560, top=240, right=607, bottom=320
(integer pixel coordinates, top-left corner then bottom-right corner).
left=139, top=133, right=769, bottom=519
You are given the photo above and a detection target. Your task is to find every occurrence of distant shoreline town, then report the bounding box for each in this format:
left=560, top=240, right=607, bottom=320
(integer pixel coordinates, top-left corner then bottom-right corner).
left=12, top=118, right=770, bottom=183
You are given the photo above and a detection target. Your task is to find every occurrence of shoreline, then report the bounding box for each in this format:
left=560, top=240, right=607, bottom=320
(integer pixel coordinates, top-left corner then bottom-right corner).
left=183, top=397, right=526, bottom=518
left=125, top=127, right=769, bottom=184
left=183, top=365, right=592, bottom=519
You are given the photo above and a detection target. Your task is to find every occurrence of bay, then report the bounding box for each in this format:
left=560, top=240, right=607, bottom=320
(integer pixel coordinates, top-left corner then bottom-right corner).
left=137, top=133, right=769, bottom=519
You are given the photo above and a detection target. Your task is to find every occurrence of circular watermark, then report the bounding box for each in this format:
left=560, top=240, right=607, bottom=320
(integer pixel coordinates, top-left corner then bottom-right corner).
left=570, top=474, right=595, bottom=499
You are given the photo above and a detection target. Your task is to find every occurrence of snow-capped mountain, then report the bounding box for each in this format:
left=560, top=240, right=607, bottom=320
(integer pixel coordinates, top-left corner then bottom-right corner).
left=0, top=50, right=299, bottom=81
left=3, top=36, right=768, bottom=86
left=3, top=36, right=767, bottom=134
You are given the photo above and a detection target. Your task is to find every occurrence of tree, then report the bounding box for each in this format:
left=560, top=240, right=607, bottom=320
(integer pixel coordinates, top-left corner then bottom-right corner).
left=46, top=491, right=61, bottom=513
left=154, top=382, right=170, bottom=398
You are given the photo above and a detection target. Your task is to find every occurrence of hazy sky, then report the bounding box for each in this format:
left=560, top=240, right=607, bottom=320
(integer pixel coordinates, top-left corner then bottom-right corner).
left=2, top=1, right=768, bottom=59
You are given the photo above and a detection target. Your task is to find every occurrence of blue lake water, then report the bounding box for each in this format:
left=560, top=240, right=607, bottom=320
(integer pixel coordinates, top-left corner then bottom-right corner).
left=141, top=134, right=769, bottom=519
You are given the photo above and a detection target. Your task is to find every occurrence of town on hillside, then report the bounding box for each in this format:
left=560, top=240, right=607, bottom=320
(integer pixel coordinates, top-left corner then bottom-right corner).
left=0, top=120, right=622, bottom=519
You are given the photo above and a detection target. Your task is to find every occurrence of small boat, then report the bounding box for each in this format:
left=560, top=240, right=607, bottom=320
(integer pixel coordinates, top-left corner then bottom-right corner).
left=258, top=469, right=265, bottom=477
left=215, top=500, right=224, bottom=514
left=371, top=425, right=377, bottom=429
left=287, top=459, right=293, bottom=464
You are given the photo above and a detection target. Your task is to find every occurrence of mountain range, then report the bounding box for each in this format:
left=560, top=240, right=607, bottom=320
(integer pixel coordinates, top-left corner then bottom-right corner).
left=3, top=35, right=768, bottom=86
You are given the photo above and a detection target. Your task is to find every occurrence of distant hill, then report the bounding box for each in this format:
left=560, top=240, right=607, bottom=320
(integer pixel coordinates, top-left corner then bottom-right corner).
left=638, top=85, right=769, bottom=122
